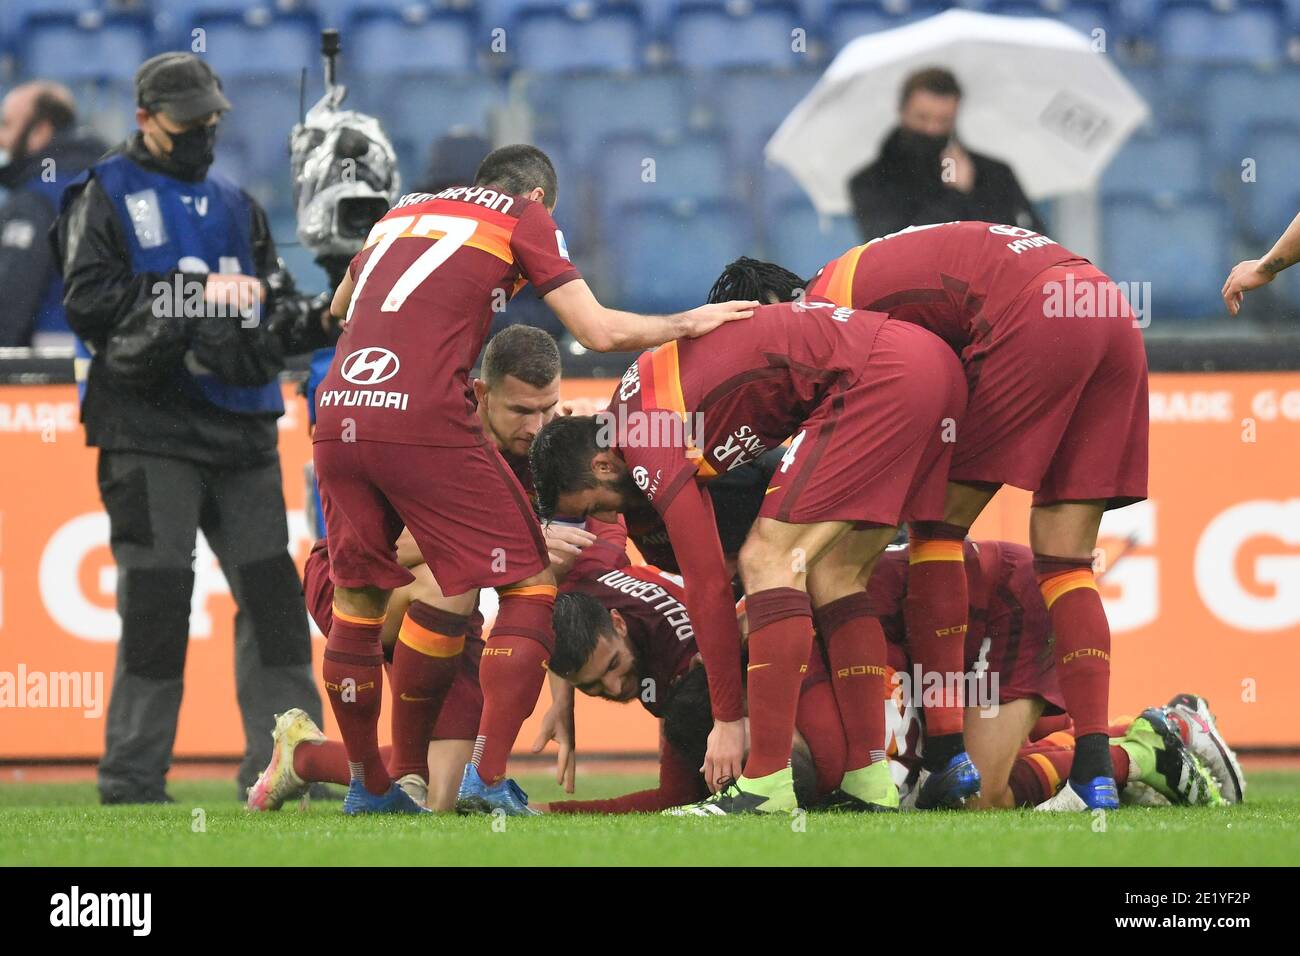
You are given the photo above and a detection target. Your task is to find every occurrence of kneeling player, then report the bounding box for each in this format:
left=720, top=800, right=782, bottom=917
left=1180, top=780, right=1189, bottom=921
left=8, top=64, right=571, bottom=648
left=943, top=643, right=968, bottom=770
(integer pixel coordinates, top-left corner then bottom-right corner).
left=531, top=289, right=967, bottom=815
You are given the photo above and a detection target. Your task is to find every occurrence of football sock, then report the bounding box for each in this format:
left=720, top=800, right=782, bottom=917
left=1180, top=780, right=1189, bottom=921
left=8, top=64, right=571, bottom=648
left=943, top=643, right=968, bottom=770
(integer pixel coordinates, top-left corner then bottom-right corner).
left=794, top=680, right=847, bottom=796
left=1036, top=554, right=1113, bottom=783
left=294, top=741, right=393, bottom=786
left=388, top=601, right=469, bottom=782
left=322, top=606, right=389, bottom=795
left=906, top=523, right=970, bottom=763
left=814, top=592, right=888, bottom=773
left=1009, top=743, right=1074, bottom=806
left=742, top=588, right=815, bottom=781
left=472, top=584, right=556, bottom=785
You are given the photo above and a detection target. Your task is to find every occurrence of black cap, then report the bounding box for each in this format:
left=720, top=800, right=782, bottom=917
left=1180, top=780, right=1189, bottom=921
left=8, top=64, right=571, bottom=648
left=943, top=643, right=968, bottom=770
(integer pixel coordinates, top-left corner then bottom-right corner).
left=135, top=52, right=232, bottom=124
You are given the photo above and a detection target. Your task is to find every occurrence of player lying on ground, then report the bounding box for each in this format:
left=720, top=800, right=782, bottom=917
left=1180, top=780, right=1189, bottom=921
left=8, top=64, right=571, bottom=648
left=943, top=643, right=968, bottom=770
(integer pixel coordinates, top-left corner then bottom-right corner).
left=709, top=224, right=1149, bottom=811
left=530, top=282, right=969, bottom=815
left=247, top=325, right=629, bottom=812
left=314, top=143, right=756, bottom=815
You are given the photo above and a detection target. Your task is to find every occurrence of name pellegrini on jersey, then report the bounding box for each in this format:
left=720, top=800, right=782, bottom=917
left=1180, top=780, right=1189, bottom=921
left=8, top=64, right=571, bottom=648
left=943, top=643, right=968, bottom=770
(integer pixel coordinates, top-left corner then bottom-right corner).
left=596, top=569, right=694, bottom=642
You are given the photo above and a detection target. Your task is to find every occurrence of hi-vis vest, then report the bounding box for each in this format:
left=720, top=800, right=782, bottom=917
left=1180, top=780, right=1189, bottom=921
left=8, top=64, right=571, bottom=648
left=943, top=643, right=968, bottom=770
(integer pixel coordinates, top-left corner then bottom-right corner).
left=69, top=153, right=283, bottom=415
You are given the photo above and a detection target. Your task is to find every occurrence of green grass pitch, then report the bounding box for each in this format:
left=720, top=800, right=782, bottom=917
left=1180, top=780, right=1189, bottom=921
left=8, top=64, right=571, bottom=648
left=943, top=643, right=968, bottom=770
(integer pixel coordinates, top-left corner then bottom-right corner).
left=3, top=771, right=1299, bottom=867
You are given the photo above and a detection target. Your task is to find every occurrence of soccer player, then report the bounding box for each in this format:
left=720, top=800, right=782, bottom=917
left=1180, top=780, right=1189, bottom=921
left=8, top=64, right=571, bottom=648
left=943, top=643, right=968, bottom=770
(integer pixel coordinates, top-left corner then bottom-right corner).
left=530, top=289, right=967, bottom=814
left=710, top=222, right=1149, bottom=810
left=248, top=325, right=628, bottom=810
left=543, top=566, right=845, bottom=814
left=1222, top=210, right=1300, bottom=314
left=314, top=147, right=751, bottom=815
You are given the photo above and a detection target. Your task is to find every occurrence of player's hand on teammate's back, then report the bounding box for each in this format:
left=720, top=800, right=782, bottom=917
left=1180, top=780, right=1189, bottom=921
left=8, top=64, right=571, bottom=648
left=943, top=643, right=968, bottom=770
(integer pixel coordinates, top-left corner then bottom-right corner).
left=1221, top=259, right=1274, bottom=315
left=704, top=718, right=746, bottom=793
left=678, top=300, right=760, bottom=339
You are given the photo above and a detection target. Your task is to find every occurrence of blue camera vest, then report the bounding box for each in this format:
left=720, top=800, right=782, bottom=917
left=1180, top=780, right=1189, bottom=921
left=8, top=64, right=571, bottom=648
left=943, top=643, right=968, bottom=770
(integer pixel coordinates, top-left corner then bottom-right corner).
left=73, top=153, right=283, bottom=416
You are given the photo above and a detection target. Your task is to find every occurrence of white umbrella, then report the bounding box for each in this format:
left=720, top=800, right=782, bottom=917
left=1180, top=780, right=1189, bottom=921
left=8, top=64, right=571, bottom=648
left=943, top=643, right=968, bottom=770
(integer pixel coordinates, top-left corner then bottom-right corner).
left=765, top=10, right=1149, bottom=215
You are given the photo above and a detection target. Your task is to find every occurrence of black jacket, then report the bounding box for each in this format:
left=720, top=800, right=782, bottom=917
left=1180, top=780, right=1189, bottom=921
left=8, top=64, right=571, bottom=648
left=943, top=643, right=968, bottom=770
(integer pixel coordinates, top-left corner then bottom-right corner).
left=848, top=127, right=1044, bottom=241
left=0, top=128, right=106, bottom=346
left=54, top=133, right=331, bottom=467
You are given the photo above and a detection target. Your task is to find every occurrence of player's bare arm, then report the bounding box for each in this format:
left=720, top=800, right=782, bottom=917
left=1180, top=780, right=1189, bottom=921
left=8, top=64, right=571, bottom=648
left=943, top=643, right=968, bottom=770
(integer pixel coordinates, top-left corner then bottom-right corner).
left=329, top=267, right=355, bottom=321
left=661, top=484, right=747, bottom=790
left=542, top=278, right=757, bottom=352
left=1223, top=210, right=1300, bottom=315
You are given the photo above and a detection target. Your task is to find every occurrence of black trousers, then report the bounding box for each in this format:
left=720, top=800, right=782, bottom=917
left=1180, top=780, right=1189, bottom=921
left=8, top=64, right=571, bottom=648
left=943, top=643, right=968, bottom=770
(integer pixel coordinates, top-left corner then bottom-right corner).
left=95, top=449, right=323, bottom=801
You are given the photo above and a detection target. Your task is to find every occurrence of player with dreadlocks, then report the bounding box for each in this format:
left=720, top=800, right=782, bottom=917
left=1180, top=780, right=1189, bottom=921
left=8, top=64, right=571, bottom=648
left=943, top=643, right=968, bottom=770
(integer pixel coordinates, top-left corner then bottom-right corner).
left=706, top=220, right=1150, bottom=812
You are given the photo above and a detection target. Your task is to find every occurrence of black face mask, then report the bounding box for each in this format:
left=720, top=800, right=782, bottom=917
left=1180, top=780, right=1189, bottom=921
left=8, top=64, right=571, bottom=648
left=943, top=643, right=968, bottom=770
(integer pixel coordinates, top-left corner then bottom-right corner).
left=895, top=127, right=951, bottom=162
left=166, top=123, right=217, bottom=177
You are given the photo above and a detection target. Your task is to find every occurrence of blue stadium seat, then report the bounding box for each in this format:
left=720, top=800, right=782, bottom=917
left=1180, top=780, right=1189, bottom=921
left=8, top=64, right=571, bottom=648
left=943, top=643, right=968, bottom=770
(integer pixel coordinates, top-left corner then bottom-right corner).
left=528, top=71, right=695, bottom=168
left=985, top=0, right=1115, bottom=41
left=1155, top=1, right=1285, bottom=63
left=197, top=11, right=319, bottom=80
left=764, top=197, right=859, bottom=277
left=347, top=7, right=477, bottom=75
left=1101, top=194, right=1229, bottom=319
left=828, top=1, right=946, bottom=53
left=709, top=68, right=819, bottom=162
left=609, top=199, right=755, bottom=311
left=512, top=4, right=643, bottom=73
left=1203, top=65, right=1300, bottom=166
left=1101, top=126, right=1208, bottom=200
left=351, top=74, right=503, bottom=181
left=20, top=13, right=152, bottom=83
left=1242, top=123, right=1300, bottom=242
left=217, top=76, right=305, bottom=212
left=670, top=1, right=804, bottom=71
left=593, top=133, right=735, bottom=223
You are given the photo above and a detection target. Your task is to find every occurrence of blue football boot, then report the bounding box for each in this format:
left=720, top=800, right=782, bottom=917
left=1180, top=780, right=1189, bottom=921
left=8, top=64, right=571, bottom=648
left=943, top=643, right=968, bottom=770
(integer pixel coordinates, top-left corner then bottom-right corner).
left=342, top=779, right=431, bottom=815
left=915, top=751, right=982, bottom=809
left=455, top=764, right=540, bottom=816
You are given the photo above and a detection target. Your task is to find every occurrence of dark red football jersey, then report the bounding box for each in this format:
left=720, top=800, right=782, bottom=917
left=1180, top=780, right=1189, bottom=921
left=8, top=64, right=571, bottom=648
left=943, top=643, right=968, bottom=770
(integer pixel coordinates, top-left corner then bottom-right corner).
left=808, top=221, right=1089, bottom=353
left=314, top=187, right=580, bottom=447
left=609, top=297, right=887, bottom=516
left=563, top=565, right=698, bottom=718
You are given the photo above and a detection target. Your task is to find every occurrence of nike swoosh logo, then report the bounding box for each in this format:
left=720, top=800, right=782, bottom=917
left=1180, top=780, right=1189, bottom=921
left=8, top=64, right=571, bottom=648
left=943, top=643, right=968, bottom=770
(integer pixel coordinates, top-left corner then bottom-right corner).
left=400, top=694, right=435, bottom=702
left=747, top=663, right=772, bottom=671
left=765, top=486, right=782, bottom=495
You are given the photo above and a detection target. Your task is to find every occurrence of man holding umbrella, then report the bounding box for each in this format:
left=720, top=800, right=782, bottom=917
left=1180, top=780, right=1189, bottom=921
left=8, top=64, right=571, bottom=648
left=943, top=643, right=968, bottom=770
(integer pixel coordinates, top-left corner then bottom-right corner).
left=847, top=67, right=1043, bottom=240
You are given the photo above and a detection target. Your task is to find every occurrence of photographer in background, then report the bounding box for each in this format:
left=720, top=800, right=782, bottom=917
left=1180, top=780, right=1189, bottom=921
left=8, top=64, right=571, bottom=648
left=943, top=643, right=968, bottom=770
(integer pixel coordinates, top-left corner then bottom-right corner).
left=54, top=52, right=330, bottom=805
left=848, top=68, right=1043, bottom=240
left=0, top=81, right=104, bottom=346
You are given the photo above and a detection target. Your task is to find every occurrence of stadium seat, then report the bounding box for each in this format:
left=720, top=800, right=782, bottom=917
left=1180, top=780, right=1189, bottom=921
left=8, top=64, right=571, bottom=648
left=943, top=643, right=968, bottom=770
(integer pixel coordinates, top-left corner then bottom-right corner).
left=1241, top=123, right=1300, bottom=242
left=608, top=199, right=756, bottom=311
left=1101, top=126, right=1209, bottom=201
left=196, top=11, right=320, bottom=80
left=1203, top=64, right=1300, bottom=166
left=512, top=4, right=644, bottom=73
left=764, top=197, right=859, bottom=277
left=527, top=70, right=695, bottom=168
left=350, top=73, right=503, bottom=183
left=217, top=76, right=305, bottom=212
left=828, top=1, right=947, bottom=53
left=708, top=67, right=820, bottom=162
left=19, top=13, right=152, bottom=83
left=593, top=132, right=735, bottom=223
left=985, top=0, right=1115, bottom=41
left=347, top=7, right=477, bottom=75
left=1154, top=1, right=1285, bottom=64
left=1101, top=194, right=1229, bottom=319
left=670, top=1, right=804, bottom=71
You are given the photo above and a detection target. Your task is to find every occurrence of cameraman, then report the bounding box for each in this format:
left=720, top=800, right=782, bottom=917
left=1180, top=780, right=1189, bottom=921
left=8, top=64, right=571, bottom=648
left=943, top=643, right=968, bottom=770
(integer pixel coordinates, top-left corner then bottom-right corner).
left=54, top=53, right=330, bottom=804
